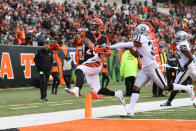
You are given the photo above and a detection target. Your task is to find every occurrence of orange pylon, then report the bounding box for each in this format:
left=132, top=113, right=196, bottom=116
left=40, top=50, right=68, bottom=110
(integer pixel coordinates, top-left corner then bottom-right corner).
left=85, top=94, right=92, bottom=118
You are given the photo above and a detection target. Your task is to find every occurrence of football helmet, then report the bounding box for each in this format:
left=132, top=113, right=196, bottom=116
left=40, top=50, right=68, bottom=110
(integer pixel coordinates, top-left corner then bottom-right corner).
left=134, top=24, right=150, bottom=36
left=89, top=18, right=104, bottom=34
left=175, top=31, right=188, bottom=42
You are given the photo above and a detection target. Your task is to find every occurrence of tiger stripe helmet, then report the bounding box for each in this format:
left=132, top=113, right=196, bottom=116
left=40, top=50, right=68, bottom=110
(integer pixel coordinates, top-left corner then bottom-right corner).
left=89, top=18, right=104, bottom=34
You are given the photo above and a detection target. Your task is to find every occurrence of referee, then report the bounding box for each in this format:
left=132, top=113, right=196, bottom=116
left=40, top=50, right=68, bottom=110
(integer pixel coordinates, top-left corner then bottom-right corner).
left=34, top=40, right=53, bottom=102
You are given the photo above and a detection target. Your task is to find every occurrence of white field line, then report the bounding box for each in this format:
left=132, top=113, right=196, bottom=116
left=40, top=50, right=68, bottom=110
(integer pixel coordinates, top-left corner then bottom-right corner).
left=111, top=99, right=117, bottom=101
left=9, top=106, right=38, bottom=110
left=0, top=98, right=194, bottom=129
left=92, top=100, right=103, bottom=102
left=49, top=103, right=73, bottom=106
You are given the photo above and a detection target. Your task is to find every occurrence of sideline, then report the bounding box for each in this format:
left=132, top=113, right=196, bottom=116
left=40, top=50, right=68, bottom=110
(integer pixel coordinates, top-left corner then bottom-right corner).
left=0, top=82, right=125, bottom=90
left=0, top=98, right=194, bottom=129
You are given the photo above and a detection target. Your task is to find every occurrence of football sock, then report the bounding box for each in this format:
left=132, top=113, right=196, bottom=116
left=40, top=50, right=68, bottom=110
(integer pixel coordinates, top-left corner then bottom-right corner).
left=127, top=93, right=139, bottom=113
left=168, top=91, right=178, bottom=103
left=168, top=83, right=173, bottom=91
left=105, top=79, right=109, bottom=88
left=98, top=88, right=115, bottom=96
left=75, top=69, right=84, bottom=90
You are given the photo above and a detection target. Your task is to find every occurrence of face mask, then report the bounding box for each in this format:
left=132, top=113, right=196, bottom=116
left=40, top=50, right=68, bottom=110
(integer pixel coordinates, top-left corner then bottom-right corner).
left=65, top=56, right=70, bottom=60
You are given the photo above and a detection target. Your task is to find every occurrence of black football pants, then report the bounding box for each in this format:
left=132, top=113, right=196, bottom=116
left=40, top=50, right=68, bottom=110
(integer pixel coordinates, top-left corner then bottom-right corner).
left=125, top=76, right=135, bottom=96
left=102, top=73, right=110, bottom=88
left=52, top=72, right=60, bottom=94
left=63, top=74, right=72, bottom=89
left=39, top=72, right=50, bottom=99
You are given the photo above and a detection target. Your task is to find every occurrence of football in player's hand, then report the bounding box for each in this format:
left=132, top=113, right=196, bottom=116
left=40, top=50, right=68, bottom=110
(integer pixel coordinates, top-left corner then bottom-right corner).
left=99, top=45, right=107, bottom=50
left=94, top=45, right=111, bottom=55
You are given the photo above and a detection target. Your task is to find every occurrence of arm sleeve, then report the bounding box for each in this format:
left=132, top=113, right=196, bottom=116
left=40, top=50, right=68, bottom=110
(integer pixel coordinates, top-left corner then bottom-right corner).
left=110, top=42, right=134, bottom=50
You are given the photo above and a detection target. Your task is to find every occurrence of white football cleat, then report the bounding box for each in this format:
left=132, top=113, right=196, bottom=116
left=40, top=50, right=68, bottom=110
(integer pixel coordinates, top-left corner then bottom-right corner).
left=120, top=105, right=127, bottom=117
left=120, top=112, right=134, bottom=117
left=120, top=111, right=127, bottom=118
left=115, top=90, right=126, bottom=106
left=186, top=85, right=195, bottom=101
left=64, top=87, right=79, bottom=98
left=127, top=112, right=134, bottom=117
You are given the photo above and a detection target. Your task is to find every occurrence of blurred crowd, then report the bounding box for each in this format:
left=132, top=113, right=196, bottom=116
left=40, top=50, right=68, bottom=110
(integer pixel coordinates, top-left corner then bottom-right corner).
left=0, top=0, right=195, bottom=51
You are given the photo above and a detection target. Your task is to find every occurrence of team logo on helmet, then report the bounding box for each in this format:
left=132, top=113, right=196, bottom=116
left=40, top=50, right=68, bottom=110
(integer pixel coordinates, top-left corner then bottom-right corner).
left=175, top=31, right=188, bottom=42
left=89, top=18, right=104, bottom=34
left=134, top=24, right=150, bottom=36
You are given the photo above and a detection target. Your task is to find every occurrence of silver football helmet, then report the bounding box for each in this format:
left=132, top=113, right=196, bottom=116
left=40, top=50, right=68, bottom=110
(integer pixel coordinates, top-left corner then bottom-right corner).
left=175, top=31, right=188, bottom=42
left=134, top=24, right=150, bottom=36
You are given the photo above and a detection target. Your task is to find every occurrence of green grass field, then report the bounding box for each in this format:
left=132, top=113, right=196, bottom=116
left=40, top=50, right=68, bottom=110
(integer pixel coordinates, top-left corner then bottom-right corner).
left=0, top=83, right=195, bottom=119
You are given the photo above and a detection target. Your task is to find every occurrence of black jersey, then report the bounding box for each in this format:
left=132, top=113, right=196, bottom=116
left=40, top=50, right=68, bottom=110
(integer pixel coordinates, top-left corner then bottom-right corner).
left=83, top=31, right=109, bottom=61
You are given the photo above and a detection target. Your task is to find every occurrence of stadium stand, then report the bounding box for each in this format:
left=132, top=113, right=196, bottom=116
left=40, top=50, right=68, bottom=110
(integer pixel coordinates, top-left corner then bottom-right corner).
left=0, top=0, right=195, bottom=49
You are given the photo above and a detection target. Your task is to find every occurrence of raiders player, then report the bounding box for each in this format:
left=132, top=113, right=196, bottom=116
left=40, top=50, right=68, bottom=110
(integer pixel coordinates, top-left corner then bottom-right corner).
left=161, top=31, right=196, bottom=107
left=64, top=18, right=125, bottom=106
left=110, top=24, right=195, bottom=116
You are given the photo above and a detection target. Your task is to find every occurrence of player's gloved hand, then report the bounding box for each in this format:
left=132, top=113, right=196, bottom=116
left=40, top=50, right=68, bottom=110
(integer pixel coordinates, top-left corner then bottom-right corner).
left=94, top=45, right=111, bottom=55
left=94, top=45, right=104, bottom=54
left=180, top=65, right=188, bottom=72
left=98, top=44, right=108, bottom=50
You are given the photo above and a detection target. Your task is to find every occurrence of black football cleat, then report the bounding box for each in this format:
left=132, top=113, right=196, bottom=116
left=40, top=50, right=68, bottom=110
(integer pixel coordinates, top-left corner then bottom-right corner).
left=160, top=101, right=171, bottom=106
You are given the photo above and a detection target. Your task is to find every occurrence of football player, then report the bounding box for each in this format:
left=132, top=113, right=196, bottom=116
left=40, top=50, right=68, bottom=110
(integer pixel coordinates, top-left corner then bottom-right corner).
left=161, top=31, right=196, bottom=107
left=64, top=18, right=125, bottom=106
left=110, top=24, right=195, bottom=116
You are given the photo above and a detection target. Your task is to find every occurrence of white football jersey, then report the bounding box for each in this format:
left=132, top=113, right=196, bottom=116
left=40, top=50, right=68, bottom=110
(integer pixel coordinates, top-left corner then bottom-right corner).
left=133, top=35, right=159, bottom=69
left=193, top=55, right=196, bottom=65
left=176, top=41, right=191, bottom=67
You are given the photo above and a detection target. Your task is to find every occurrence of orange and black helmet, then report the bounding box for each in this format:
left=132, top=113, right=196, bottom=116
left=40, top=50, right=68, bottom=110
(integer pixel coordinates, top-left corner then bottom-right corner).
left=89, top=18, right=104, bottom=33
